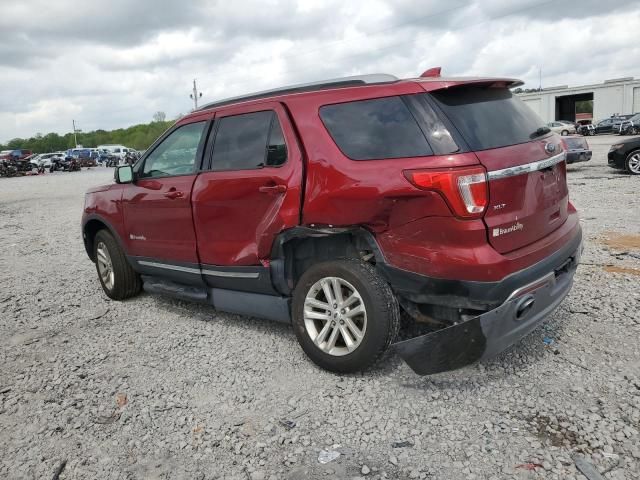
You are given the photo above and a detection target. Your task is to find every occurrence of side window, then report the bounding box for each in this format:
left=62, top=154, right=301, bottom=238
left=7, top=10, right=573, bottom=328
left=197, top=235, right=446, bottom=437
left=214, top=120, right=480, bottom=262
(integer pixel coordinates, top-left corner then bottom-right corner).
left=319, top=96, right=433, bottom=160
left=211, top=110, right=287, bottom=170
left=266, top=117, right=287, bottom=166
left=142, top=121, right=206, bottom=178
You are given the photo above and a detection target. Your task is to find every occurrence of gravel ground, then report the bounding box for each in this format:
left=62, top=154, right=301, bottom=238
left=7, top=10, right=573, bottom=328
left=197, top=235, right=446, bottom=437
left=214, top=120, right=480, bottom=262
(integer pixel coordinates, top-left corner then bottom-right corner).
left=1, top=134, right=639, bottom=480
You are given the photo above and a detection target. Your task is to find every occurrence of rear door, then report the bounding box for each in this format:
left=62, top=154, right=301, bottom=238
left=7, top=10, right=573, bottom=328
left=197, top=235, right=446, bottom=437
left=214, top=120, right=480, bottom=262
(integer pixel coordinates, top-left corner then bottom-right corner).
left=430, top=86, right=568, bottom=254
left=191, top=102, right=303, bottom=267
left=122, top=118, right=210, bottom=264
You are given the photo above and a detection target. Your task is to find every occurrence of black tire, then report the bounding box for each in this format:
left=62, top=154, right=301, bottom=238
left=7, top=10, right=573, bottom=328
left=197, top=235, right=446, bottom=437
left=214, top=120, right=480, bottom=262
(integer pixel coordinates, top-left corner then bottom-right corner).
left=624, top=150, right=640, bottom=175
left=292, top=259, right=399, bottom=373
left=561, top=130, right=569, bottom=136
left=93, top=229, right=141, bottom=300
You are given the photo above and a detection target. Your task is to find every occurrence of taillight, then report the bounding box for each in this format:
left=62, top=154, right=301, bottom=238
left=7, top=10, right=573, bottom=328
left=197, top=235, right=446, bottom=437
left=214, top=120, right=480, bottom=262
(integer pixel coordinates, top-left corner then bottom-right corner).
left=403, top=166, right=488, bottom=219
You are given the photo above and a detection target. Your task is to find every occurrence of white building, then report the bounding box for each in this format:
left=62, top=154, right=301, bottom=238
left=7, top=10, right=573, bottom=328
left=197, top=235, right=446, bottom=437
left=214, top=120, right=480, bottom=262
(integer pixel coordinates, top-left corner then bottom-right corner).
left=517, top=77, right=640, bottom=124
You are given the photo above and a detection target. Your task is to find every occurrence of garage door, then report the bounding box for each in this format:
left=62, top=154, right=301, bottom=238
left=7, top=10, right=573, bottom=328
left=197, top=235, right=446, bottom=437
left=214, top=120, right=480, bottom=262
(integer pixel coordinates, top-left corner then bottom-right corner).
left=634, top=87, right=640, bottom=113
left=522, top=98, right=542, bottom=119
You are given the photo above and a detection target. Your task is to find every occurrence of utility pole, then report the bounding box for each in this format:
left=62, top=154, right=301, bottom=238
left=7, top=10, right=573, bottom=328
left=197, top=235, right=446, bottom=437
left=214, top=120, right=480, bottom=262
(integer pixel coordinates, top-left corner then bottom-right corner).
left=189, top=79, right=203, bottom=110
left=538, top=67, right=542, bottom=91
left=72, top=120, right=79, bottom=147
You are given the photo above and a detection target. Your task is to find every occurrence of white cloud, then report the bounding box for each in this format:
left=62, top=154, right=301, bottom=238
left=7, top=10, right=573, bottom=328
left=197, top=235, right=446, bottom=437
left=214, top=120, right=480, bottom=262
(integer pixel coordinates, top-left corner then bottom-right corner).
left=0, top=0, right=639, bottom=141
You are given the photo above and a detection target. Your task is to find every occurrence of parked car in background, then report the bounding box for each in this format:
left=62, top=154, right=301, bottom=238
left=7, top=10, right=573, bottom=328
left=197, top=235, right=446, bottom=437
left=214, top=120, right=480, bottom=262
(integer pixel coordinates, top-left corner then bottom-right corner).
left=547, top=121, right=576, bottom=136
left=32, top=152, right=64, bottom=168
left=82, top=70, right=582, bottom=375
left=96, top=144, right=133, bottom=160
left=578, top=124, right=595, bottom=136
left=593, top=118, right=615, bottom=134
left=558, top=120, right=580, bottom=130
left=561, top=136, right=592, bottom=164
left=618, top=113, right=640, bottom=135
left=0, top=149, right=36, bottom=171
left=608, top=137, right=640, bottom=174
left=612, top=114, right=634, bottom=133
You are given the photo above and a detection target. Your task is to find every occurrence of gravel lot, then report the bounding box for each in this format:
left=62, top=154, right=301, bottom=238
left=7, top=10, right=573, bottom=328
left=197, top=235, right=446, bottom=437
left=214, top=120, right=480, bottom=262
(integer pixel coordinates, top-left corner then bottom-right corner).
left=1, top=134, right=639, bottom=480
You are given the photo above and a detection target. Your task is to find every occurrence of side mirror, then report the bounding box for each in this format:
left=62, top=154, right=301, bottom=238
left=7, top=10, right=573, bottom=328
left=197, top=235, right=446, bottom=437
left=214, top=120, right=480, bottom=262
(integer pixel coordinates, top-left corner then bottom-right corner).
left=114, top=165, right=134, bottom=184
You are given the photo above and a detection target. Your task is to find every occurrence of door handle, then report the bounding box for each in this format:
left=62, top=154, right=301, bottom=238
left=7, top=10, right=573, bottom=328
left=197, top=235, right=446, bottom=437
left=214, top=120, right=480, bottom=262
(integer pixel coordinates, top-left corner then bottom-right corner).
left=164, top=190, right=183, bottom=199
left=258, top=184, right=287, bottom=194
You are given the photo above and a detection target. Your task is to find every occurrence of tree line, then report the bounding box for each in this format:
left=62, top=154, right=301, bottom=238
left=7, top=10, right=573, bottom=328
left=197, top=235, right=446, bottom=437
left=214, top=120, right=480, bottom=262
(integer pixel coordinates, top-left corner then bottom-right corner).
left=0, top=112, right=175, bottom=154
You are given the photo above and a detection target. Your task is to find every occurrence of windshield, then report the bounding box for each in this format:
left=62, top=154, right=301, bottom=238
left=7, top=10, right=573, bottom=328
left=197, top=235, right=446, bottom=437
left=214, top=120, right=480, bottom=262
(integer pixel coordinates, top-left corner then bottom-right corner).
left=429, top=87, right=547, bottom=150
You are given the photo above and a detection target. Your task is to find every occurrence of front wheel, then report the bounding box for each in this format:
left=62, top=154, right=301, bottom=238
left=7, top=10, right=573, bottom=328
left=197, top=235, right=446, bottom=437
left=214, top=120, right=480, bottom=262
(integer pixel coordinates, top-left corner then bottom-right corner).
left=561, top=130, right=569, bottom=136
left=292, top=259, right=399, bottom=373
left=625, top=151, right=640, bottom=175
left=93, top=230, right=141, bottom=300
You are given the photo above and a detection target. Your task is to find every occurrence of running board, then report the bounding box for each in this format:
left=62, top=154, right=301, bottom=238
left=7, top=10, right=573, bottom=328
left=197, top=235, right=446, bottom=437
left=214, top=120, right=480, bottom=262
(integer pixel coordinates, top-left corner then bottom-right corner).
left=142, top=275, right=208, bottom=302
left=141, top=276, right=291, bottom=323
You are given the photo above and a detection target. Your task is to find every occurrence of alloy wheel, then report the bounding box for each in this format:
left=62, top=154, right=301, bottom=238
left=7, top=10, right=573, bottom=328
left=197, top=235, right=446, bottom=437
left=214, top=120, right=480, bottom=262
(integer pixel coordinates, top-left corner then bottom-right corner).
left=303, top=277, right=367, bottom=356
left=96, top=241, right=115, bottom=291
left=628, top=153, right=640, bottom=174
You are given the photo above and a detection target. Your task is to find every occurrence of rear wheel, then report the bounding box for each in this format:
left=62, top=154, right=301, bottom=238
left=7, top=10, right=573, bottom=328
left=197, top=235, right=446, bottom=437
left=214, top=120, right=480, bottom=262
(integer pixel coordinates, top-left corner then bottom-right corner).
left=561, top=130, right=569, bottom=136
left=625, top=151, right=640, bottom=175
left=292, top=259, right=399, bottom=373
left=93, top=230, right=141, bottom=300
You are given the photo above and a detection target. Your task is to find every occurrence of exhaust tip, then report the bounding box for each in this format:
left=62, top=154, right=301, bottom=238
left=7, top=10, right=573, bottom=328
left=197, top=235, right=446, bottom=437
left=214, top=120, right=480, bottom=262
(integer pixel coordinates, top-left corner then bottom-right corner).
left=515, top=295, right=535, bottom=320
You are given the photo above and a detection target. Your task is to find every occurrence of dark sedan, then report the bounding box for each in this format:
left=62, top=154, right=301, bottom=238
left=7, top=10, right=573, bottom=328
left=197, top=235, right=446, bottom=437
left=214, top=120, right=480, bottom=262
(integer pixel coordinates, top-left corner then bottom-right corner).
left=608, top=137, right=640, bottom=175
left=594, top=116, right=633, bottom=135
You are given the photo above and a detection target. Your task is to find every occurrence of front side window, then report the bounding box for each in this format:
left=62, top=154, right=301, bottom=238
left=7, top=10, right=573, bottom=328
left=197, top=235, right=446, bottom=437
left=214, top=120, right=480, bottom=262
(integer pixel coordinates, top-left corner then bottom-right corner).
left=142, top=121, right=206, bottom=178
left=319, top=96, right=433, bottom=160
left=212, top=111, right=287, bottom=170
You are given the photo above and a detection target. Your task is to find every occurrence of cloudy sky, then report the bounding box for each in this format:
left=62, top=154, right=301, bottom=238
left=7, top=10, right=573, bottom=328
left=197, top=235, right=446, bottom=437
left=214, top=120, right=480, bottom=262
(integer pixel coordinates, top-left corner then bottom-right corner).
left=1, top=0, right=639, bottom=142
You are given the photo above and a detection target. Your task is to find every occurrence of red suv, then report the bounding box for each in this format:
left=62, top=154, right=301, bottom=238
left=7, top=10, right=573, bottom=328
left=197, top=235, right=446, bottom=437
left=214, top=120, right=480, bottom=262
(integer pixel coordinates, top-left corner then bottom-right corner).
left=82, top=69, right=582, bottom=375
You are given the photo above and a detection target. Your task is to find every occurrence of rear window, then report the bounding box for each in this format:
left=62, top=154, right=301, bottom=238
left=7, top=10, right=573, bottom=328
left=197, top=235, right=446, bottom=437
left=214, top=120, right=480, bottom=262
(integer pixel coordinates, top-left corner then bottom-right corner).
left=319, top=96, right=433, bottom=160
left=430, top=87, right=546, bottom=151
left=563, top=137, right=587, bottom=150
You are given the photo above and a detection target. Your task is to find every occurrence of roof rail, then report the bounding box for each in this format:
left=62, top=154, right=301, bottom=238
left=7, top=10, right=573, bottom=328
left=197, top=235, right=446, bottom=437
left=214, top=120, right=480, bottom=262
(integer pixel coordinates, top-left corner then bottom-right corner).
left=197, top=73, right=398, bottom=111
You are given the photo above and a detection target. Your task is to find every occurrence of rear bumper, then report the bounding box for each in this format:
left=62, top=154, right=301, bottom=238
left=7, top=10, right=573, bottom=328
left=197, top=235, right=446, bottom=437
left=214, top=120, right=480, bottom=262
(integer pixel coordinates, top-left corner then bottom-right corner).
left=378, top=224, right=582, bottom=310
left=566, top=150, right=592, bottom=164
left=393, top=238, right=582, bottom=375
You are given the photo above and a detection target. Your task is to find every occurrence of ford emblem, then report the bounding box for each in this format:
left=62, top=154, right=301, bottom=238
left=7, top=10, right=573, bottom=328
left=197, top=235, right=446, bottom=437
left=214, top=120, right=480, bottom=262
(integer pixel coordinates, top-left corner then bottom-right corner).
left=545, top=143, right=556, bottom=154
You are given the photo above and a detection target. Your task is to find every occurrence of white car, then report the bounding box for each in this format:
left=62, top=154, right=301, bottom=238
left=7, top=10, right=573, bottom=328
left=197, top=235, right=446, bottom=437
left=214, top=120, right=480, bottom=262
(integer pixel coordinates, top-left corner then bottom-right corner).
left=33, top=152, right=64, bottom=167
left=96, top=144, right=132, bottom=160
left=547, top=121, right=576, bottom=136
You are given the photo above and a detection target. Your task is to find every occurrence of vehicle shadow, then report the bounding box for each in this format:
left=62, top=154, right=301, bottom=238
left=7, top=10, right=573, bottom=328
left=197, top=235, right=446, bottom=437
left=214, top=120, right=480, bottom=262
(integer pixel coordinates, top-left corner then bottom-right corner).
left=143, top=292, right=296, bottom=340
left=141, top=292, right=574, bottom=389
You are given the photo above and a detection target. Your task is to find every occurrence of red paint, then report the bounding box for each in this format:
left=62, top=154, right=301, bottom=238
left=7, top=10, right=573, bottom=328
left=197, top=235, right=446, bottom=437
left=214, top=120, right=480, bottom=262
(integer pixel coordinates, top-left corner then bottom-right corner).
left=121, top=174, right=200, bottom=263
left=420, top=67, right=441, bottom=78
left=83, top=74, right=578, bottom=285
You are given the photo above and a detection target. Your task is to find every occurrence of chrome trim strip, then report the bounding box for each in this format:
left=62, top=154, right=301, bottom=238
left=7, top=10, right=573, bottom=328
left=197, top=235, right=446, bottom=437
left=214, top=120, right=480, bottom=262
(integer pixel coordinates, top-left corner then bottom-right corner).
left=201, top=270, right=260, bottom=279
left=487, top=152, right=566, bottom=180
left=138, top=260, right=261, bottom=279
left=505, top=272, right=556, bottom=302
left=138, top=260, right=201, bottom=275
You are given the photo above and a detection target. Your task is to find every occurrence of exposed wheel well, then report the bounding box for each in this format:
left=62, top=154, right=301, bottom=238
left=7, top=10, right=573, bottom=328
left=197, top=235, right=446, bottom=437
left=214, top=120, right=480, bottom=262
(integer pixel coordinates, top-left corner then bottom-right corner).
left=270, top=228, right=384, bottom=295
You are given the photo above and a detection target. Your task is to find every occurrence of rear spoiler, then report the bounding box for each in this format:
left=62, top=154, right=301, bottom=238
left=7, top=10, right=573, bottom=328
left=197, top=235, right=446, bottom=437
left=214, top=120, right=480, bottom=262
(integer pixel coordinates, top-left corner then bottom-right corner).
left=417, top=77, right=524, bottom=92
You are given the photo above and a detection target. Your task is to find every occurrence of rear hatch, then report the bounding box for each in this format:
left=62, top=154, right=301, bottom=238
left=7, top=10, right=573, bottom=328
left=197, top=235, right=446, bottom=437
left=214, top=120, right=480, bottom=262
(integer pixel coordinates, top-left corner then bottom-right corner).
left=430, top=86, right=568, bottom=254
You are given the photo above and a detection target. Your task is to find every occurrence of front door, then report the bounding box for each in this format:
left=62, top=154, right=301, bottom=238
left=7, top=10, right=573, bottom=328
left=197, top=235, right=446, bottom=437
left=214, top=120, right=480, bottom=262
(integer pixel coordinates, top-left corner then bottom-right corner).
left=191, top=102, right=303, bottom=267
left=122, top=118, right=209, bottom=265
